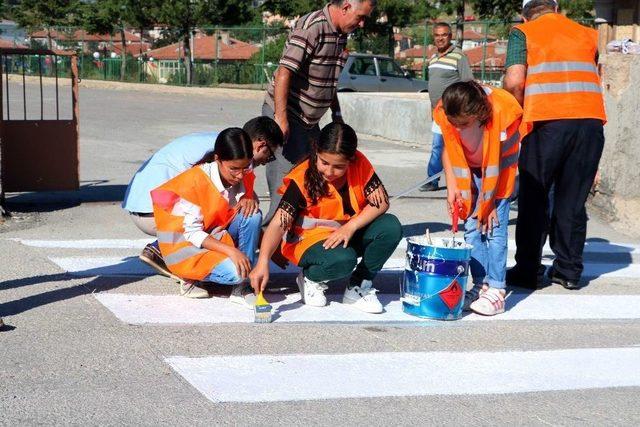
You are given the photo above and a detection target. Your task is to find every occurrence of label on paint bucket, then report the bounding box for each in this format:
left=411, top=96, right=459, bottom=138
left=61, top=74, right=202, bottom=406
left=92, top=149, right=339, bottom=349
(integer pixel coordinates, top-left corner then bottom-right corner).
left=401, top=294, right=421, bottom=306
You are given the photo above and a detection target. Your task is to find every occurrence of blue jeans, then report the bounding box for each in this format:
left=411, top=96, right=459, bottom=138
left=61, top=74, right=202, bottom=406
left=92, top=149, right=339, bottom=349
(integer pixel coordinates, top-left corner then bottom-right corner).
left=427, top=132, right=444, bottom=183
left=204, top=211, right=262, bottom=285
left=464, top=171, right=510, bottom=289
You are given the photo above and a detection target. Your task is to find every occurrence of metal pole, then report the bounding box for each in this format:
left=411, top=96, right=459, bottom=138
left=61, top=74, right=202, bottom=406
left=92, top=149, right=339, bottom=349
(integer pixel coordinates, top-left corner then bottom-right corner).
left=5, top=54, right=10, bottom=120
left=259, top=25, right=266, bottom=87
left=54, top=54, right=59, bottom=120
left=481, top=21, right=489, bottom=82
left=422, top=21, right=428, bottom=80
left=38, top=55, right=43, bottom=119
left=22, top=55, right=26, bottom=120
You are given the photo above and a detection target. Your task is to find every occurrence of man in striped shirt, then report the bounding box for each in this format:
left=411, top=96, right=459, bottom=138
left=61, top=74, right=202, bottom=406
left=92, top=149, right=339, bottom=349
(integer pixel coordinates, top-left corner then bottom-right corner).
left=262, top=0, right=376, bottom=224
left=420, top=22, right=474, bottom=192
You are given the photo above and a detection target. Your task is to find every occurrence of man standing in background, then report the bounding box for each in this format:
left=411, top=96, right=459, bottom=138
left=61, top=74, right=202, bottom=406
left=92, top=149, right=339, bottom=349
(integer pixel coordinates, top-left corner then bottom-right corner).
left=503, top=0, right=606, bottom=290
left=262, top=0, right=376, bottom=223
left=420, top=22, right=474, bottom=192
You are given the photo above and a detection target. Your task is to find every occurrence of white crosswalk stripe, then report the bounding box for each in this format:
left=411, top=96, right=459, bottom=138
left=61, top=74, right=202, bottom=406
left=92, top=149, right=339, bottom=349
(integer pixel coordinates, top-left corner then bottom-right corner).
left=7, top=236, right=640, bottom=403
left=95, top=293, right=640, bottom=324
left=166, top=347, right=640, bottom=403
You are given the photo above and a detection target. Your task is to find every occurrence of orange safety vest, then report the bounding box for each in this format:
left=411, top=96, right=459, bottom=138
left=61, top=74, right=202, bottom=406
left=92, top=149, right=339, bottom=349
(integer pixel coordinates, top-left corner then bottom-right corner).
left=150, top=165, right=255, bottom=281
left=515, top=13, right=606, bottom=131
left=278, top=150, right=374, bottom=265
left=434, top=86, right=523, bottom=222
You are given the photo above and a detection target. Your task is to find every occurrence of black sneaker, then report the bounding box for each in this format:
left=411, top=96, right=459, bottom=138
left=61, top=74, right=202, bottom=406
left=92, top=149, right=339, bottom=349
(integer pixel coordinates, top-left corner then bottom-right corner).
left=547, top=267, right=580, bottom=290
left=139, top=242, right=181, bottom=282
left=419, top=181, right=439, bottom=192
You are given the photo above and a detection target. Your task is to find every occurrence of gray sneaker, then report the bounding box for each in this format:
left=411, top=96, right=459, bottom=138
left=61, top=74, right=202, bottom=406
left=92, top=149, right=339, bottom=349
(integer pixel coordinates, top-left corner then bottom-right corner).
left=179, top=280, right=210, bottom=299
left=229, top=283, right=256, bottom=309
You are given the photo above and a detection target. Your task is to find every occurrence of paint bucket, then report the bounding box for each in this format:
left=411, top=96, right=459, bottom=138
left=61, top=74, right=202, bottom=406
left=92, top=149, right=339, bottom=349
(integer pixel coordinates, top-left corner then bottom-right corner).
left=400, top=237, right=472, bottom=320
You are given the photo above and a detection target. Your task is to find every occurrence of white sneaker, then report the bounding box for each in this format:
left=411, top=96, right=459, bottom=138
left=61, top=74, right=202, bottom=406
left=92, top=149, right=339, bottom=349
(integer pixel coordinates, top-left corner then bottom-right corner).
left=180, top=280, right=210, bottom=299
left=229, top=283, right=256, bottom=309
left=296, top=272, right=328, bottom=307
left=470, top=286, right=506, bottom=316
left=343, top=280, right=383, bottom=314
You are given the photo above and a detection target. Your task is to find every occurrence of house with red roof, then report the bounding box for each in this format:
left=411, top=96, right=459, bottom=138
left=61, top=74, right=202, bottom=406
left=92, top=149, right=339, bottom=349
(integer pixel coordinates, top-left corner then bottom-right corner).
left=138, top=32, right=260, bottom=83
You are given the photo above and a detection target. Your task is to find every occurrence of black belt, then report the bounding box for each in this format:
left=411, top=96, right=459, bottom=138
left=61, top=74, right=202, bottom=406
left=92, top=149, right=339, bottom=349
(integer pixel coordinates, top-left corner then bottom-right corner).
left=130, top=212, right=154, bottom=218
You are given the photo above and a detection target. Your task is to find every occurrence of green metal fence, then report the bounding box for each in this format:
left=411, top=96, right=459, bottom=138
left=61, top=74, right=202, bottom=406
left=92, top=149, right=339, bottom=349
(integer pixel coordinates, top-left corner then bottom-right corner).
left=10, top=20, right=593, bottom=89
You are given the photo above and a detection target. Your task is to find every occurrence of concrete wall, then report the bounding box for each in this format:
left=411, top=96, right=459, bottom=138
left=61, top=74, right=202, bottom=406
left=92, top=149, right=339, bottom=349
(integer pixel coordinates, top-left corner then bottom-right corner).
left=327, top=92, right=432, bottom=145
left=592, top=53, right=640, bottom=236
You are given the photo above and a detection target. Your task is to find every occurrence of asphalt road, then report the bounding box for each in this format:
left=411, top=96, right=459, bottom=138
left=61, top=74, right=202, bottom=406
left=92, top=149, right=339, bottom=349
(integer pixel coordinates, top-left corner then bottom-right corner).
left=1, top=83, right=639, bottom=426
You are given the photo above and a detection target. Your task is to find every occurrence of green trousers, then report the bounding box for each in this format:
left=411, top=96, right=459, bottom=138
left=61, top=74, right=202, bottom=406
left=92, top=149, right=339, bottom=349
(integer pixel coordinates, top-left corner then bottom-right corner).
left=298, top=214, right=403, bottom=285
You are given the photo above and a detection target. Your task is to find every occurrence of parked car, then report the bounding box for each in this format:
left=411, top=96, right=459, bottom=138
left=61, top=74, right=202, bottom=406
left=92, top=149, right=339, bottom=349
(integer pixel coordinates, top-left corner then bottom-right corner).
left=337, top=53, right=428, bottom=93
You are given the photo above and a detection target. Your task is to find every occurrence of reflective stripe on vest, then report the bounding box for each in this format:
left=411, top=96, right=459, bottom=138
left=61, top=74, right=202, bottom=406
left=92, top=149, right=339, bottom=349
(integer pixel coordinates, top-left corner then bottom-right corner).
left=158, top=229, right=227, bottom=245
left=453, top=167, right=469, bottom=179
left=485, top=166, right=499, bottom=178
left=157, top=231, right=186, bottom=245
left=528, top=61, right=597, bottom=75
left=482, top=190, right=495, bottom=201
left=164, top=246, right=208, bottom=266
left=500, top=152, right=519, bottom=169
left=525, top=82, right=602, bottom=97
left=502, top=130, right=520, bottom=154
left=460, top=190, right=471, bottom=200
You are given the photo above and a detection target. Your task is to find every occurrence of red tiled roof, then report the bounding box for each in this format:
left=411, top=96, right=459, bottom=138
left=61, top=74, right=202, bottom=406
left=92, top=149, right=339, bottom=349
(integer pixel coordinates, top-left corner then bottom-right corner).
left=395, top=45, right=437, bottom=60
left=141, top=35, right=259, bottom=61
left=0, top=39, right=27, bottom=49
left=402, top=41, right=507, bottom=71
left=30, top=29, right=142, bottom=43
left=463, top=29, right=497, bottom=41
left=111, top=42, right=152, bottom=56
left=463, top=41, right=507, bottom=67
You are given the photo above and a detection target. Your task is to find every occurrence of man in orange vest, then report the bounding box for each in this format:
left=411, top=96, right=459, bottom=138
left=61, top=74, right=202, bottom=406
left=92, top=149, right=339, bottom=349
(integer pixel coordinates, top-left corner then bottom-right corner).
left=503, top=0, right=606, bottom=290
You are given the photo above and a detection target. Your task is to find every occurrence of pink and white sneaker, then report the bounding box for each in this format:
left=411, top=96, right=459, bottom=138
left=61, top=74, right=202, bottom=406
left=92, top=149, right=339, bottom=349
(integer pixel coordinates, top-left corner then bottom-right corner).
left=469, top=286, right=506, bottom=316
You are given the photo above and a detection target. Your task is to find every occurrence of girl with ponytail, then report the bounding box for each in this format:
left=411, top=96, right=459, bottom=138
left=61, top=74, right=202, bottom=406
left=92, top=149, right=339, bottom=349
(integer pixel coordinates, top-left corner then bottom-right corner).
left=250, top=122, right=402, bottom=314
left=151, top=127, right=262, bottom=303
left=436, top=80, right=523, bottom=316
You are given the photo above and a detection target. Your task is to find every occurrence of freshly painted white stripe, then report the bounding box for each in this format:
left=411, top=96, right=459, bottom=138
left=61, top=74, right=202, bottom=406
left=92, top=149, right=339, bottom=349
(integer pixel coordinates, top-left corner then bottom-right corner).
left=10, top=237, right=640, bottom=255
left=49, top=256, right=640, bottom=279
left=397, top=238, right=640, bottom=255
left=94, top=293, right=640, bottom=324
left=10, top=238, right=154, bottom=249
left=50, top=256, right=156, bottom=277
left=166, top=347, right=640, bottom=402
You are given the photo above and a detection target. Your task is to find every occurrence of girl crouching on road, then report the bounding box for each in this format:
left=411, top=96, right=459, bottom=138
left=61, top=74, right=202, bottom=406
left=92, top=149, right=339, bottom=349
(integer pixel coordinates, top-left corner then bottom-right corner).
left=151, top=128, right=261, bottom=305
left=250, top=123, right=402, bottom=314
left=437, top=81, right=523, bottom=316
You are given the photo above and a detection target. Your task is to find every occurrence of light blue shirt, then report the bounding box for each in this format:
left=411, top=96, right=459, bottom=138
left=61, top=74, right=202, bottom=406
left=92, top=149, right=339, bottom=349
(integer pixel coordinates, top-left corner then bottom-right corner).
left=122, top=132, right=218, bottom=214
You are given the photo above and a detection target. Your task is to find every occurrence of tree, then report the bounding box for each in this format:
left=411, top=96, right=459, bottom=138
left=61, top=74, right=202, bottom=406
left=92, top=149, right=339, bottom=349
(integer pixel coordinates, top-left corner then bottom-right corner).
left=260, top=0, right=324, bottom=17
left=156, top=0, right=257, bottom=85
left=13, top=0, right=82, bottom=49
left=558, top=0, right=594, bottom=20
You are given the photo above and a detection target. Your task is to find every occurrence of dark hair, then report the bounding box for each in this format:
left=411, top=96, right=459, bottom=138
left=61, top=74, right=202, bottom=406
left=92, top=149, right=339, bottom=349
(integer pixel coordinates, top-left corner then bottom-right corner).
left=522, top=0, right=557, bottom=20
left=243, top=116, right=284, bottom=149
left=194, top=127, right=252, bottom=166
left=441, top=81, right=493, bottom=126
left=305, top=123, right=358, bottom=204
left=432, top=22, right=452, bottom=34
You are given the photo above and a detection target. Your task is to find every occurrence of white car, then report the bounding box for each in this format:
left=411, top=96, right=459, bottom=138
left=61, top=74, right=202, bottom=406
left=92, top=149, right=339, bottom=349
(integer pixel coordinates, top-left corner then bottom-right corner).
left=338, top=53, right=429, bottom=93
